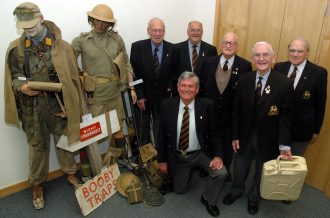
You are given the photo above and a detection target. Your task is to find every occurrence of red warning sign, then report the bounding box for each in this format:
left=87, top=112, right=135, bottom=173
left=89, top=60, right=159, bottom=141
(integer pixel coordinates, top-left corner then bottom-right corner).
left=80, top=122, right=102, bottom=142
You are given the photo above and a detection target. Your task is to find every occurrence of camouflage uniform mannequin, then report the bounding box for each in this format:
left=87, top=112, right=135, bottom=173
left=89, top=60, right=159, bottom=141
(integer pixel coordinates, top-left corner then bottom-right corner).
left=4, top=2, right=82, bottom=209
left=72, top=4, right=136, bottom=158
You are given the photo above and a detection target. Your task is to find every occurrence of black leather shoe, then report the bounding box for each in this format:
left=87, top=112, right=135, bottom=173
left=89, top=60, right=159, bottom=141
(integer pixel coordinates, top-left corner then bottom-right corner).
left=282, top=200, right=292, bottom=205
left=223, top=193, right=241, bottom=205
left=201, top=196, right=219, bottom=217
left=247, top=200, right=259, bottom=215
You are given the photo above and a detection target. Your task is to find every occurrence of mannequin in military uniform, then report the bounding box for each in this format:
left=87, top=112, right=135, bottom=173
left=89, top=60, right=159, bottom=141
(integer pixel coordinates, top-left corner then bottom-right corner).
left=4, top=2, right=82, bottom=210
left=71, top=4, right=136, bottom=159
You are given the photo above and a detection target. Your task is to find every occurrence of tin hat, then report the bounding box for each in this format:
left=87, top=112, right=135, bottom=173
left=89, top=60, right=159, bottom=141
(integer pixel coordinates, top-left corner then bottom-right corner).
left=13, top=2, right=43, bottom=29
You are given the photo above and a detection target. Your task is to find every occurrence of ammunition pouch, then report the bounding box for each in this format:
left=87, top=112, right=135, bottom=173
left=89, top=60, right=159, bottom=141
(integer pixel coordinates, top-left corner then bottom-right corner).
left=83, top=76, right=96, bottom=104
left=140, top=144, right=163, bottom=189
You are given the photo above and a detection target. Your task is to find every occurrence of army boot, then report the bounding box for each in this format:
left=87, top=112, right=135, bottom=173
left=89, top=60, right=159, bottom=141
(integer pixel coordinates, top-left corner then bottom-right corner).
left=32, top=184, right=45, bottom=210
left=67, top=174, right=82, bottom=189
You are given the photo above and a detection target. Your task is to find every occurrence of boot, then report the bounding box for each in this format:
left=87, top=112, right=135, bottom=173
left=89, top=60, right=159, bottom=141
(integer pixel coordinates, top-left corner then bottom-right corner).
left=32, top=184, right=45, bottom=210
left=67, top=174, right=82, bottom=189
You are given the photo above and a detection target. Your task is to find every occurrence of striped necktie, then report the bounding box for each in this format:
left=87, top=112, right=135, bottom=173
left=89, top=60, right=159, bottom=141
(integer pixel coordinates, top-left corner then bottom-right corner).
left=192, top=45, right=198, bottom=72
left=153, top=47, right=160, bottom=78
left=289, top=67, right=298, bottom=81
left=178, top=106, right=189, bottom=151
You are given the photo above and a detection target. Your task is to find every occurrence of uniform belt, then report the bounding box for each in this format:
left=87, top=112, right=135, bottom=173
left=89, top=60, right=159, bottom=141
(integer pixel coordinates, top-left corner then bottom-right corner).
left=176, top=149, right=200, bottom=156
left=95, top=77, right=118, bottom=85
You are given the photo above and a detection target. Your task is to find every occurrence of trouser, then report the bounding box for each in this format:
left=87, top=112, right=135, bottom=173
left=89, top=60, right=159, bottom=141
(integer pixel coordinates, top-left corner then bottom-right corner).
left=222, top=127, right=233, bottom=172
left=230, top=129, right=264, bottom=202
left=88, top=95, right=127, bottom=155
left=22, top=95, right=77, bottom=185
left=173, top=151, right=228, bottom=205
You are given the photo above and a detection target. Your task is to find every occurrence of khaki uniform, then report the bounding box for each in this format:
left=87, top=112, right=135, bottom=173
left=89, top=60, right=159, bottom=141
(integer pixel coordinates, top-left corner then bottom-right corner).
left=4, top=20, right=82, bottom=185
left=71, top=29, right=133, bottom=123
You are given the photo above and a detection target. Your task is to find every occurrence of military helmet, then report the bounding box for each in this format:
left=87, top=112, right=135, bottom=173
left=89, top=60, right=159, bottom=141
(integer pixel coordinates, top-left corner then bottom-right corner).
left=116, top=173, right=141, bottom=197
left=87, top=4, right=117, bottom=23
left=13, top=2, right=43, bottom=29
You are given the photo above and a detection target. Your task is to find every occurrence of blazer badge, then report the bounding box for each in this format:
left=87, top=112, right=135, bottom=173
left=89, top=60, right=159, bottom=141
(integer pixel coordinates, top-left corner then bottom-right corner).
left=232, top=68, right=238, bottom=75
left=268, top=105, right=278, bottom=116
left=302, top=90, right=311, bottom=99
left=265, top=85, right=271, bottom=94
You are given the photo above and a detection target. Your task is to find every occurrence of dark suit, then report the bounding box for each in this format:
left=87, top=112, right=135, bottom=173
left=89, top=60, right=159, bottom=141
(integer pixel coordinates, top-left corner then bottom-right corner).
left=173, top=40, right=217, bottom=95
left=230, top=70, right=293, bottom=202
left=274, top=60, right=327, bottom=143
left=203, top=54, right=252, bottom=170
left=157, top=97, right=227, bottom=204
left=130, top=39, right=175, bottom=146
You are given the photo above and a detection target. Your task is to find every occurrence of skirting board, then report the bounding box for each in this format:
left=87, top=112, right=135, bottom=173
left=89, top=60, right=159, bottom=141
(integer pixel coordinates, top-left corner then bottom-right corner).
left=0, top=169, right=65, bottom=198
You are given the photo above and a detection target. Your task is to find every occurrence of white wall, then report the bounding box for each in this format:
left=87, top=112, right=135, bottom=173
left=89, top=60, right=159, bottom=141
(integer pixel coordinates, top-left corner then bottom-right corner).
left=0, top=0, right=216, bottom=189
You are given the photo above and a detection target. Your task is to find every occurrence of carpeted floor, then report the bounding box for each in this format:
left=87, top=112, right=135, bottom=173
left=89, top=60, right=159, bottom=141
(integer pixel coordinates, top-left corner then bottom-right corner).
left=1, top=164, right=330, bottom=218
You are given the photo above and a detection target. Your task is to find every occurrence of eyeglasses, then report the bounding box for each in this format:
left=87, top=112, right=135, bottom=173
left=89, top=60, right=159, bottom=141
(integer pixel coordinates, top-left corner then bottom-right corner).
left=253, top=53, right=272, bottom=59
left=189, top=29, right=202, bottom=33
left=288, top=49, right=306, bottom=54
left=150, top=29, right=165, bottom=34
left=222, top=41, right=237, bottom=46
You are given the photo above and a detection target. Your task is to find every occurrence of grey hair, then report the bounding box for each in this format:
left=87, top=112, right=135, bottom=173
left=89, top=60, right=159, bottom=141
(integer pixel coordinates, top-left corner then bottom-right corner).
left=252, top=41, right=274, bottom=54
left=288, top=38, right=310, bottom=52
left=147, top=17, right=165, bottom=30
left=177, top=71, right=200, bottom=88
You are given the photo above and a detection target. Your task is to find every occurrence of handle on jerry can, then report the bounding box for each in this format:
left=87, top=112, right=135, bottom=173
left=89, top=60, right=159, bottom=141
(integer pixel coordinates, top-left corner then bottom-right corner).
left=277, top=155, right=303, bottom=171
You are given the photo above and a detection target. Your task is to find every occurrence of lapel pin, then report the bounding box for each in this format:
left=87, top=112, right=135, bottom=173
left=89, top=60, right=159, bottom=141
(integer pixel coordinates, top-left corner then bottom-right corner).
left=202, top=52, right=205, bottom=56
left=265, top=85, right=271, bottom=94
left=200, top=116, right=203, bottom=119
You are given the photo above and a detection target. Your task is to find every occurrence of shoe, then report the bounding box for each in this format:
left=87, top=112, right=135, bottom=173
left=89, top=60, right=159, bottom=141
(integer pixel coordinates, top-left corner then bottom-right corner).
left=199, top=170, right=209, bottom=178
left=67, top=174, right=82, bottom=189
left=282, top=200, right=292, bottom=204
left=200, top=195, right=219, bottom=217
left=223, top=193, right=241, bottom=205
left=32, top=185, right=45, bottom=210
left=247, top=200, right=259, bottom=215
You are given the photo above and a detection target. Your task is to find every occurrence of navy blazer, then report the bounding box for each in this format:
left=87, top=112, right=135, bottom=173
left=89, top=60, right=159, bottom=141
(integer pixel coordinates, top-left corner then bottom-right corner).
left=157, top=97, right=224, bottom=175
left=130, top=39, right=175, bottom=106
left=274, top=60, right=327, bottom=141
left=232, top=70, right=293, bottom=162
left=203, top=54, right=252, bottom=131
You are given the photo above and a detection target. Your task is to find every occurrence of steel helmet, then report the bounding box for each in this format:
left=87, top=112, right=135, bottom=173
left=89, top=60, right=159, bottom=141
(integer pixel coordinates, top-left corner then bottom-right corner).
left=87, top=4, right=117, bottom=23
left=116, top=173, right=141, bottom=197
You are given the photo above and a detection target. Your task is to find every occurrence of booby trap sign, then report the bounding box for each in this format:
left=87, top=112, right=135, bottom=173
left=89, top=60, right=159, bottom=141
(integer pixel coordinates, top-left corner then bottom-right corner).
left=75, top=163, right=120, bottom=216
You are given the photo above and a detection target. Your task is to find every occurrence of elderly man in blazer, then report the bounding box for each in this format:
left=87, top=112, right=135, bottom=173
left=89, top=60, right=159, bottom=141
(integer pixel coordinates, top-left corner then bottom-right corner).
left=203, top=32, right=252, bottom=181
left=157, top=71, right=227, bottom=217
left=222, top=42, right=293, bottom=215
left=274, top=38, right=327, bottom=156
left=130, top=17, right=175, bottom=147
left=173, top=21, right=217, bottom=96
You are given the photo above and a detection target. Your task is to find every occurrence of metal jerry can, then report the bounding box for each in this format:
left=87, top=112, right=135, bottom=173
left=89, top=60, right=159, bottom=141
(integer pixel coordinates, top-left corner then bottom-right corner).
left=260, top=155, right=308, bottom=201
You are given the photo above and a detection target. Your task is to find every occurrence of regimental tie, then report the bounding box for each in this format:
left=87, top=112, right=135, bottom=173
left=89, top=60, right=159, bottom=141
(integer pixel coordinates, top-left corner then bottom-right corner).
left=153, top=47, right=160, bottom=79
left=289, top=66, right=298, bottom=81
left=223, top=60, right=229, bottom=71
left=192, top=45, right=198, bottom=72
left=255, top=76, right=263, bottom=103
left=178, top=106, right=189, bottom=151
